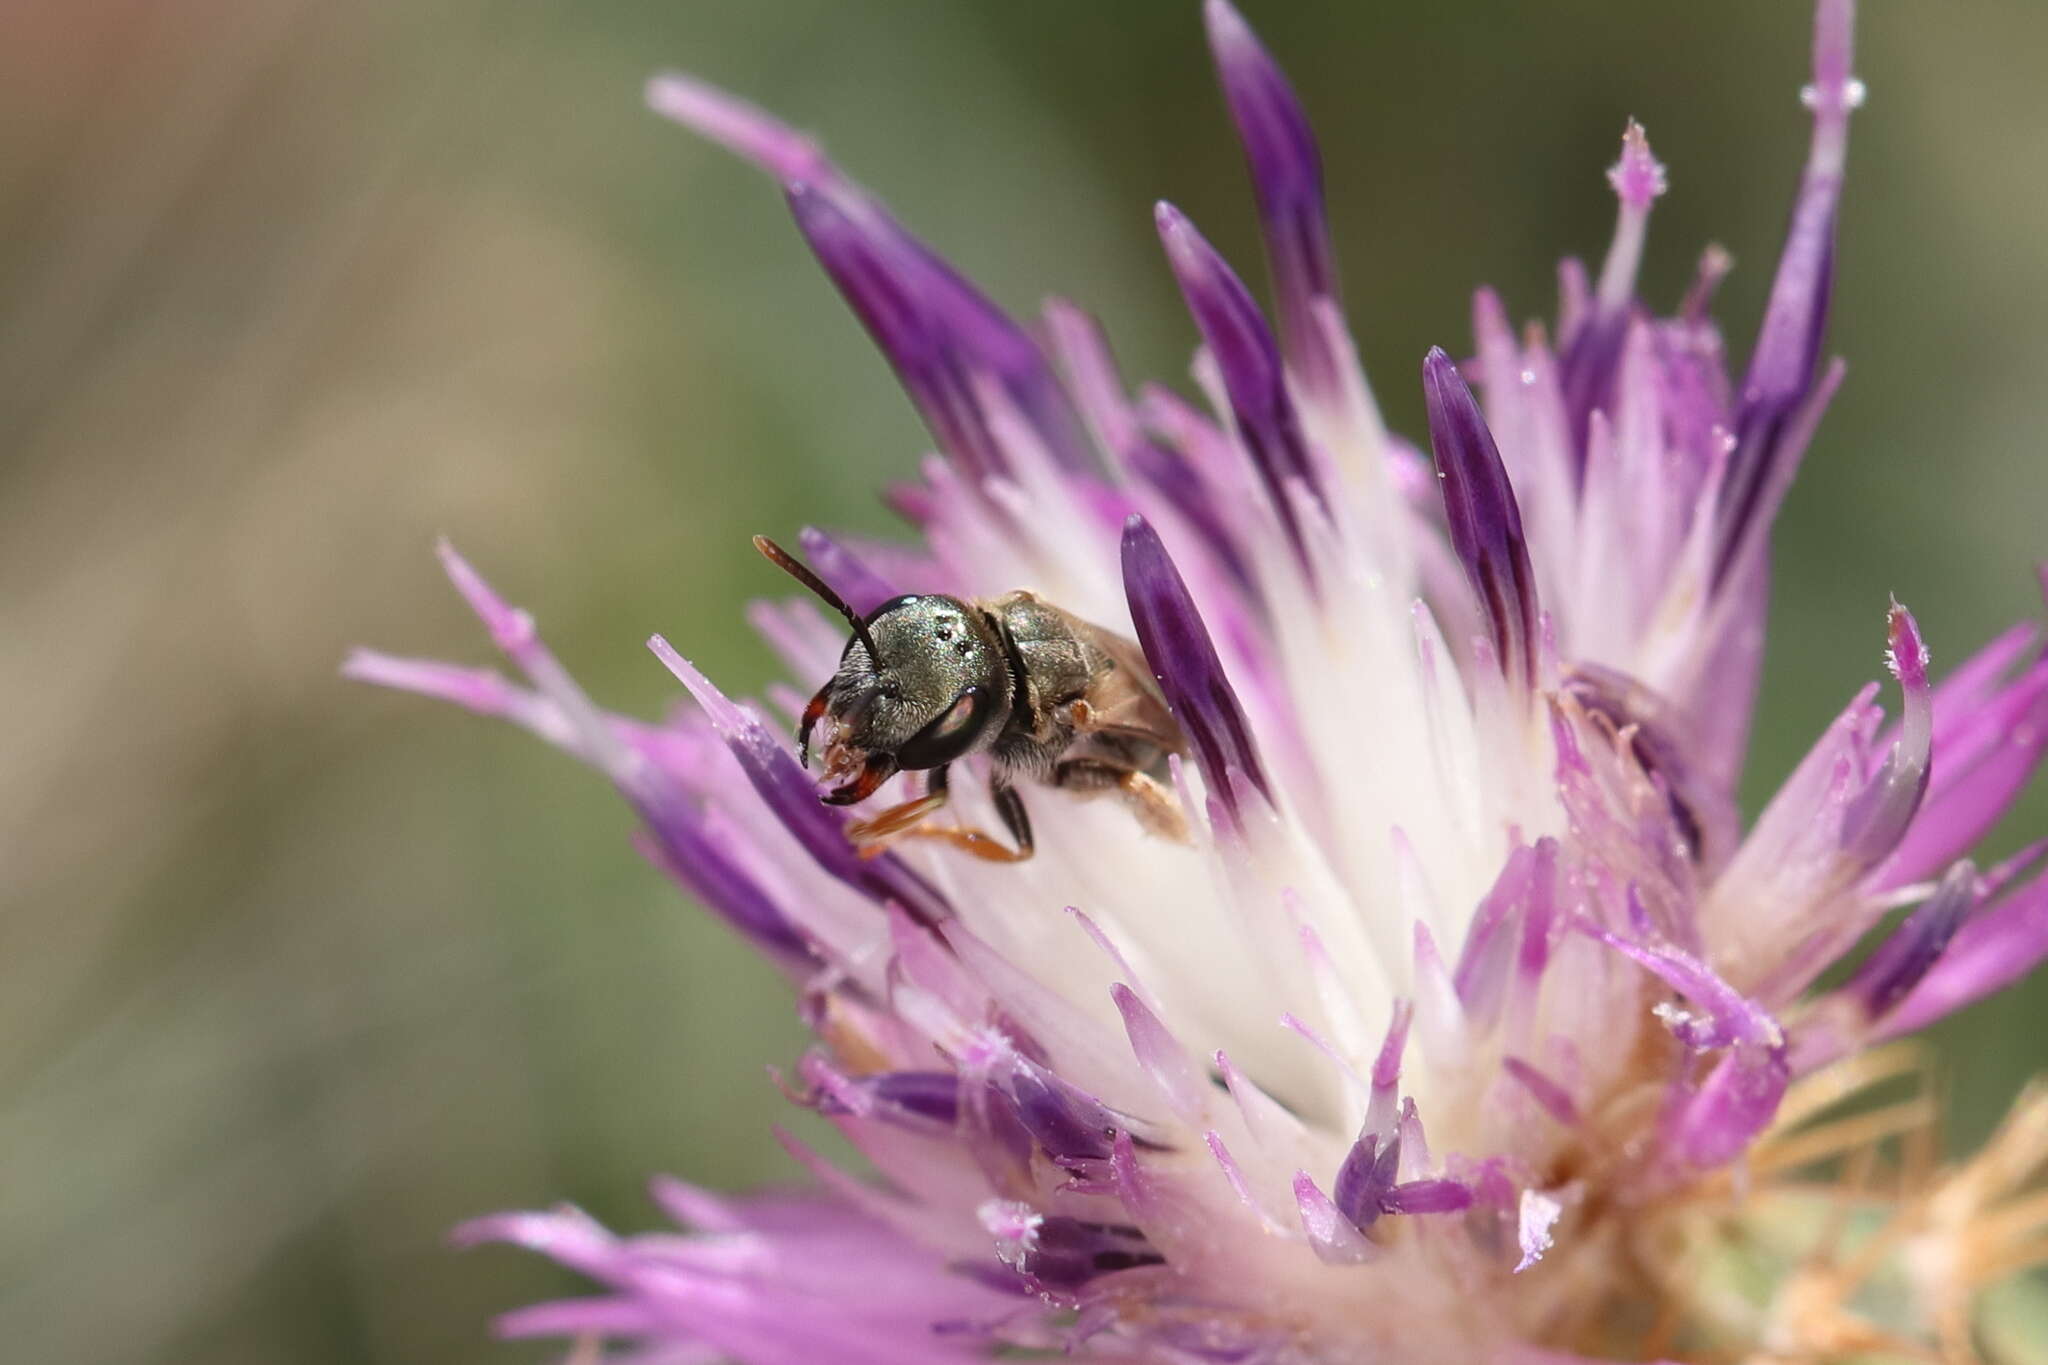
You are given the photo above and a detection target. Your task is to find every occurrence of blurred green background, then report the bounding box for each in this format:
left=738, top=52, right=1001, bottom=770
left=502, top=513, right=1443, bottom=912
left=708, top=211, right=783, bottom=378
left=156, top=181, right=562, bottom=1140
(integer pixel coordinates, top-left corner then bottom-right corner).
left=3, top=1, right=2044, bottom=1361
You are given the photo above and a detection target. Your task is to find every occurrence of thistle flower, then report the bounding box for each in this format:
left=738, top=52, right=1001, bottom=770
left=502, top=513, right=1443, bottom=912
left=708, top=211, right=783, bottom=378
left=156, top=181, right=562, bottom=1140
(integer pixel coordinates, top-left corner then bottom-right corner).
left=348, top=1, right=2048, bottom=1360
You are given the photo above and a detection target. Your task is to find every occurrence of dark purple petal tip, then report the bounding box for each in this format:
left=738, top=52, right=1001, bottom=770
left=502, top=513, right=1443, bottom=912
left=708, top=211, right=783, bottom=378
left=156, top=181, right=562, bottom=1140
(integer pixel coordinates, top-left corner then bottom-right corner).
left=1381, top=1178, right=1475, bottom=1216
left=785, top=184, right=1016, bottom=481
left=1203, top=0, right=1341, bottom=392
left=991, top=1212, right=1164, bottom=1292
left=656, top=76, right=1088, bottom=480
left=1156, top=202, right=1323, bottom=558
left=1421, top=347, right=1540, bottom=689
left=1331, top=1133, right=1402, bottom=1232
left=1715, top=0, right=1858, bottom=584
left=1846, top=860, right=1975, bottom=1020
left=1885, top=869, right=2048, bottom=1039
left=1120, top=515, right=1272, bottom=816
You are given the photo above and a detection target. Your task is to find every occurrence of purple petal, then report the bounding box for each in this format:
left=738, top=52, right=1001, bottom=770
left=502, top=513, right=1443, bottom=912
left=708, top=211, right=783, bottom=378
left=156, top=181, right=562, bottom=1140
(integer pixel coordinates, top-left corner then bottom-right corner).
left=454, top=1206, right=627, bottom=1280
left=1564, top=666, right=1738, bottom=869
left=1124, top=438, right=1257, bottom=593
left=782, top=185, right=1012, bottom=481
left=794, top=526, right=900, bottom=617
left=1366, top=999, right=1413, bottom=1138
left=1001, top=1055, right=1124, bottom=1164
left=1560, top=121, right=1667, bottom=453
left=1292, top=1172, right=1375, bottom=1265
left=1882, top=868, right=2048, bottom=1039
left=1203, top=0, right=1343, bottom=399
left=1713, top=0, right=1858, bottom=583
left=649, top=74, right=1087, bottom=480
left=649, top=637, right=949, bottom=927
left=1455, top=842, right=1560, bottom=1027
left=1046, top=303, right=1259, bottom=592
left=1382, top=1178, right=1473, bottom=1216
left=1501, top=1057, right=1579, bottom=1128
left=985, top=1206, right=1163, bottom=1292
left=1839, top=603, right=1933, bottom=868
left=645, top=73, right=829, bottom=180
left=1156, top=202, right=1324, bottom=565
left=1422, top=347, right=1540, bottom=689
left=632, top=815, right=815, bottom=966
left=368, top=547, right=817, bottom=963
left=1397, top=1099, right=1433, bottom=1181
left=1879, top=650, right=2048, bottom=889
left=1587, top=925, right=1782, bottom=1052
left=1665, top=1043, right=1789, bottom=1170
left=1332, top=1131, right=1402, bottom=1232
left=810, top=1066, right=962, bottom=1129
left=1843, top=860, right=1977, bottom=1019
left=1112, top=984, right=1208, bottom=1124
left=1120, top=515, right=1273, bottom=817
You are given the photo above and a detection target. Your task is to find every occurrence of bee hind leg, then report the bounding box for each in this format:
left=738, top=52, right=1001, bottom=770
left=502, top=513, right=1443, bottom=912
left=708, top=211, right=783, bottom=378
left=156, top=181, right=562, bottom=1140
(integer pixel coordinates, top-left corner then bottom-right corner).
left=1053, top=760, right=1191, bottom=845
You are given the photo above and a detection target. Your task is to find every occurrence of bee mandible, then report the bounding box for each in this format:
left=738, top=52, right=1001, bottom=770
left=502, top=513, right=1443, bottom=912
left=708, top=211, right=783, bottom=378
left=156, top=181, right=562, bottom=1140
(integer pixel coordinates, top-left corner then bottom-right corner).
left=754, top=536, right=1189, bottom=862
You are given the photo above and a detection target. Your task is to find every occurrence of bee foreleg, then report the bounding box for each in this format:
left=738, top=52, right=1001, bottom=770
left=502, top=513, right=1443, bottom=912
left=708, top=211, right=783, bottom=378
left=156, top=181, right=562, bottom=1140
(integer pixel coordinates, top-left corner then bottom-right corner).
left=850, top=768, right=1035, bottom=863
left=845, top=765, right=951, bottom=856
left=905, top=778, right=1035, bottom=862
left=1053, top=761, right=1191, bottom=845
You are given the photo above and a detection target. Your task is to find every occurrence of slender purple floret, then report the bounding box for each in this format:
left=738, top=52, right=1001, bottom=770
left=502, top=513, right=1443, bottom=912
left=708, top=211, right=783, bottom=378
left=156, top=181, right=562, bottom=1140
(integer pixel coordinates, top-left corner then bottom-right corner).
left=1559, top=122, right=1667, bottom=456
left=1714, top=0, right=1859, bottom=583
left=1157, top=202, right=1325, bottom=567
left=1502, top=1057, right=1580, bottom=1128
left=1840, top=603, right=1934, bottom=869
left=650, top=75, right=1089, bottom=481
left=1845, top=860, right=1976, bottom=1019
left=1203, top=0, right=1343, bottom=401
left=1119, top=514, right=1272, bottom=816
left=990, top=1209, right=1164, bottom=1292
left=1421, top=347, right=1540, bottom=690
left=1667, top=1044, right=1789, bottom=1171
left=1882, top=871, right=2048, bottom=1040
left=1331, top=1132, right=1402, bottom=1231
left=795, top=525, right=899, bottom=617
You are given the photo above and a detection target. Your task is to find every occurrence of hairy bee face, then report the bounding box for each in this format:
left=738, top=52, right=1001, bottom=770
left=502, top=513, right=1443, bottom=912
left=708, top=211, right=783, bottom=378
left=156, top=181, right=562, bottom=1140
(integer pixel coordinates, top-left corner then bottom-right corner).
left=814, top=595, right=1011, bottom=797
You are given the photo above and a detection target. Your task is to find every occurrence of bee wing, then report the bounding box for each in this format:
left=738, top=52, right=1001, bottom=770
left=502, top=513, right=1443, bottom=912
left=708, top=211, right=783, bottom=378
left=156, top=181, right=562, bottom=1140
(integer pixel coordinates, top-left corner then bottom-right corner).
left=1068, top=619, right=1186, bottom=754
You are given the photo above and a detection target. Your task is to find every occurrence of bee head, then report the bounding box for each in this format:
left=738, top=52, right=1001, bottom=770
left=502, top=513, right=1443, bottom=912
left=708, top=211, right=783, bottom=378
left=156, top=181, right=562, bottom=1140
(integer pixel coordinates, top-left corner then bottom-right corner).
left=754, top=537, right=1011, bottom=805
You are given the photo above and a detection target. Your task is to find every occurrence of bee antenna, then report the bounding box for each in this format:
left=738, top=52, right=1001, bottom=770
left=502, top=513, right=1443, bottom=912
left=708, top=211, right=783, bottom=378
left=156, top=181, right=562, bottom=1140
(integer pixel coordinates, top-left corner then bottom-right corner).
left=753, top=535, right=882, bottom=661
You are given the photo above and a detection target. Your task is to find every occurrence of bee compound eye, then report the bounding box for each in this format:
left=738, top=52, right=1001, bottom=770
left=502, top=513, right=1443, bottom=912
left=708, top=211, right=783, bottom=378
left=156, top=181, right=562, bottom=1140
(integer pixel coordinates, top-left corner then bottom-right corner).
left=927, top=689, right=977, bottom=739
left=894, top=684, right=988, bottom=769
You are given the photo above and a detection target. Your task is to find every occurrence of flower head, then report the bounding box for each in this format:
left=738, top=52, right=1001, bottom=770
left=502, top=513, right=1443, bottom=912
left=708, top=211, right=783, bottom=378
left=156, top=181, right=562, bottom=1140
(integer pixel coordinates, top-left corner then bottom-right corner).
left=351, top=1, right=2048, bottom=1359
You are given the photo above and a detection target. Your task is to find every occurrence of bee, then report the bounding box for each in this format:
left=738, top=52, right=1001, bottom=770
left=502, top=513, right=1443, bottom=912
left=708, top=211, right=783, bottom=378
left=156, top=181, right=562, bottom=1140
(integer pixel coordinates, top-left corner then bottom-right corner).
left=755, top=536, right=1189, bottom=862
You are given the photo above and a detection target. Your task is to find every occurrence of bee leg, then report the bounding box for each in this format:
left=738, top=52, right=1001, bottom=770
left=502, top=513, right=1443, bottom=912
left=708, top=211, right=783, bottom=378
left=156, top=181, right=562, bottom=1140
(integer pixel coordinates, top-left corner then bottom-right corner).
left=857, top=767, right=1033, bottom=863
left=1053, top=760, right=1191, bottom=844
left=1117, top=771, right=1190, bottom=844
left=845, top=765, right=952, bottom=857
left=883, top=775, right=1035, bottom=863
left=988, top=780, right=1035, bottom=860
